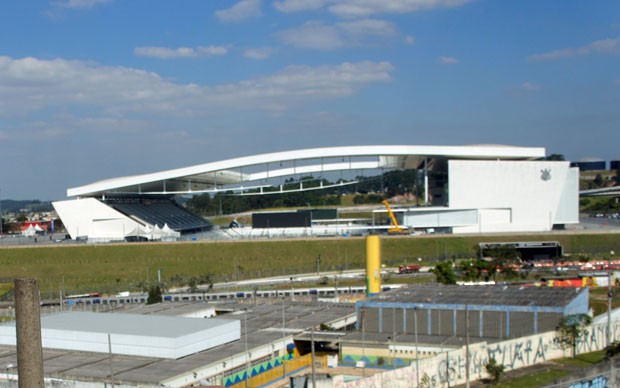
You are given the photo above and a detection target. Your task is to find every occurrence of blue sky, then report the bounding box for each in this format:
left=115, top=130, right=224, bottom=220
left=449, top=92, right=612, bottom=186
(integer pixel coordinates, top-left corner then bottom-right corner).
left=0, top=0, right=619, bottom=200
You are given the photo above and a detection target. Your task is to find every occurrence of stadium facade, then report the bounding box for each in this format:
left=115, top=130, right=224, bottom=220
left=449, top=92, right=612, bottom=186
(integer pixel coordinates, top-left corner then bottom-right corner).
left=53, top=145, right=579, bottom=242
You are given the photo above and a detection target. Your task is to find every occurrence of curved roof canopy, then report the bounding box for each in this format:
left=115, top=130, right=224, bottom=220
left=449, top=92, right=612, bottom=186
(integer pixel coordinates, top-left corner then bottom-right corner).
left=68, top=145, right=545, bottom=198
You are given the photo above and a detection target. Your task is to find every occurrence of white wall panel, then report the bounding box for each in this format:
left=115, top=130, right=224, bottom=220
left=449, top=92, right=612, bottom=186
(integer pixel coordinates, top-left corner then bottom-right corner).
left=448, top=160, right=578, bottom=233
left=53, top=198, right=143, bottom=240
left=403, top=209, right=478, bottom=227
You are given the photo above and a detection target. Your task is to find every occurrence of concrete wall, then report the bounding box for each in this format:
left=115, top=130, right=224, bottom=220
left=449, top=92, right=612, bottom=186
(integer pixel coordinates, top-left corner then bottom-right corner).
left=338, top=321, right=620, bottom=388
left=52, top=198, right=142, bottom=241
left=449, top=160, right=579, bottom=234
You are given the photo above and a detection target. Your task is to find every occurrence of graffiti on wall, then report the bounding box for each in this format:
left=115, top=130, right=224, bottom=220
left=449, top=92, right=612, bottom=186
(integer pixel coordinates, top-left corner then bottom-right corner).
left=568, top=376, right=608, bottom=388
left=338, top=321, right=620, bottom=388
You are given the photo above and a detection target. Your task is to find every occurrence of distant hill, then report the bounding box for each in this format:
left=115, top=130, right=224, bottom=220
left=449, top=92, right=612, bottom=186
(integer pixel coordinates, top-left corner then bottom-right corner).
left=0, top=200, right=53, bottom=213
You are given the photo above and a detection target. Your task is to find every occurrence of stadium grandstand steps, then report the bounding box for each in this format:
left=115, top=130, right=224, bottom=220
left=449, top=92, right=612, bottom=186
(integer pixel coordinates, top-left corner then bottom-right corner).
left=107, top=199, right=212, bottom=233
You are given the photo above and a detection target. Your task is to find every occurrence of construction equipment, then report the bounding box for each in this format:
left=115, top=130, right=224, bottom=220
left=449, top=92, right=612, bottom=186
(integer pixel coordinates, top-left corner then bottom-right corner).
left=382, top=200, right=407, bottom=234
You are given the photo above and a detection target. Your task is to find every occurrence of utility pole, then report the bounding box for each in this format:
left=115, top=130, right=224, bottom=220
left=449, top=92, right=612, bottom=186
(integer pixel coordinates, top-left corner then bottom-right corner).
left=414, top=307, right=420, bottom=388
left=244, top=310, right=250, bottom=388
left=0, top=188, right=3, bottom=238
left=310, top=328, right=316, bottom=388
left=361, top=307, right=366, bottom=378
left=608, top=250, right=615, bottom=347
left=282, top=298, right=286, bottom=379
left=392, top=307, right=396, bottom=368
left=108, top=333, right=114, bottom=387
left=466, top=304, right=470, bottom=388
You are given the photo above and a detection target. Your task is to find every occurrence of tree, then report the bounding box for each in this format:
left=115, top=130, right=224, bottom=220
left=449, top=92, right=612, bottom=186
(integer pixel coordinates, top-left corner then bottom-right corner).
left=605, top=340, right=620, bottom=359
left=485, top=358, right=505, bottom=385
left=187, top=277, right=198, bottom=293
left=546, top=153, right=566, bottom=161
left=457, top=259, right=496, bottom=282
left=593, top=173, right=604, bottom=188
left=432, top=261, right=456, bottom=285
left=146, top=285, right=162, bottom=305
left=556, top=313, right=592, bottom=358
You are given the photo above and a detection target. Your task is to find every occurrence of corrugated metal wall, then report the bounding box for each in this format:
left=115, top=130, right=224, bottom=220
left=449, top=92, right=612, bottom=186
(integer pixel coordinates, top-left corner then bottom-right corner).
left=363, top=305, right=567, bottom=340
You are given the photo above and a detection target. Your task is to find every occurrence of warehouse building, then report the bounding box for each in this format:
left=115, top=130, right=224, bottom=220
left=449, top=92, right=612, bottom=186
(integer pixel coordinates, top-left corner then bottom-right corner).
left=338, top=285, right=589, bottom=367
left=571, top=158, right=606, bottom=171
left=355, top=284, right=588, bottom=340
left=0, top=301, right=356, bottom=387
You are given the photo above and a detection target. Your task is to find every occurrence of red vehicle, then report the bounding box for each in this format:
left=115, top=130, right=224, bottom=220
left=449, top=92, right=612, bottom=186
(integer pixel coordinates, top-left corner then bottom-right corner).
left=399, top=264, right=421, bottom=274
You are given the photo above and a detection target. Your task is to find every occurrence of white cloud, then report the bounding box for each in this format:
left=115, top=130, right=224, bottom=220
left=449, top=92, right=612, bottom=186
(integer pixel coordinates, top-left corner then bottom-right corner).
left=134, top=46, right=228, bottom=59
left=273, top=0, right=473, bottom=17
left=439, top=56, right=459, bottom=64
left=404, top=35, right=415, bottom=45
left=54, top=0, right=111, bottom=9
left=337, top=19, right=398, bottom=37
left=529, top=36, right=620, bottom=61
left=213, top=61, right=393, bottom=108
left=0, top=56, right=393, bottom=117
left=215, top=0, right=262, bottom=22
left=278, top=19, right=398, bottom=49
left=520, top=82, right=541, bottom=91
left=244, top=47, right=274, bottom=60
left=273, top=0, right=327, bottom=12
left=278, top=21, right=344, bottom=50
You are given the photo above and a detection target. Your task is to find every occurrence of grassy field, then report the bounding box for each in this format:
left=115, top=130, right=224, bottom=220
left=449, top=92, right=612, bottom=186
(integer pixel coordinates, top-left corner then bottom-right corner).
left=496, top=351, right=606, bottom=387
left=496, top=368, right=572, bottom=387
left=1, top=232, right=620, bottom=298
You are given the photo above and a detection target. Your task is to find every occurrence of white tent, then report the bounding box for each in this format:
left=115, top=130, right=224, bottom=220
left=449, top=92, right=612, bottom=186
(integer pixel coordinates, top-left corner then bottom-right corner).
left=151, top=224, right=164, bottom=241
left=124, top=225, right=150, bottom=241
left=161, top=223, right=181, bottom=241
left=22, top=225, right=36, bottom=237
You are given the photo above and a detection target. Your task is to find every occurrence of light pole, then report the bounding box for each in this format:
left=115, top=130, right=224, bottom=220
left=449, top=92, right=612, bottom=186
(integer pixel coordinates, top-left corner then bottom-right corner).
left=5, top=363, right=12, bottom=386
left=391, top=307, right=396, bottom=369
left=108, top=333, right=114, bottom=387
left=0, top=188, right=3, bottom=239
left=608, top=250, right=615, bottom=347
left=414, top=307, right=419, bottom=388
left=316, top=255, right=321, bottom=275
left=465, top=304, right=470, bottom=388
left=310, top=327, right=316, bottom=388
left=244, top=309, right=250, bottom=388
left=282, top=298, right=286, bottom=379
left=361, top=307, right=366, bottom=377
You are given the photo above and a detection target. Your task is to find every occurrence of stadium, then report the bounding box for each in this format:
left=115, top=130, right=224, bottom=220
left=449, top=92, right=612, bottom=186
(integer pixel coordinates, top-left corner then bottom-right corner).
left=52, top=145, right=579, bottom=243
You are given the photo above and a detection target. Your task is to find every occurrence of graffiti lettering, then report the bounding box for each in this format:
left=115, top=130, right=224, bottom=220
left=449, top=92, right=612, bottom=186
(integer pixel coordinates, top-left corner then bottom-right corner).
left=534, top=337, right=546, bottom=363
left=568, top=375, right=608, bottom=388
left=339, top=322, right=620, bottom=388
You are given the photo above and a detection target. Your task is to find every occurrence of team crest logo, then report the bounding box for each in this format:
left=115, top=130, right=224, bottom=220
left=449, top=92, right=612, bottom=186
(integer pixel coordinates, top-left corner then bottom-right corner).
left=541, top=169, right=551, bottom=181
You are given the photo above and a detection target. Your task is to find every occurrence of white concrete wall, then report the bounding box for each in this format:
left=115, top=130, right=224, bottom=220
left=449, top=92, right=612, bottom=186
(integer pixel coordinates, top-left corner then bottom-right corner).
left=338, top=320, right=619, bottom=388
left=449, top=160, right=578, bottom=234
left=403, top=208, right=479, bottom=228
left=53, top=198, right=143, bottom=240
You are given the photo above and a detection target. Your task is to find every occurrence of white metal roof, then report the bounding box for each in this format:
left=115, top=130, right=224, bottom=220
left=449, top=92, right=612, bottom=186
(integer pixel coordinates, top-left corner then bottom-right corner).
left=68, top=144, right=545, bottom=197
left=0, top=312, right=240, bottom=359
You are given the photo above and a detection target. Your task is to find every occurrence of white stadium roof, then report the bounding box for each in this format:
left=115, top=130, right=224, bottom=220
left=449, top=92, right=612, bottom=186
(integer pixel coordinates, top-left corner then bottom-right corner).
left=68, top=145, right=545, bottom=197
